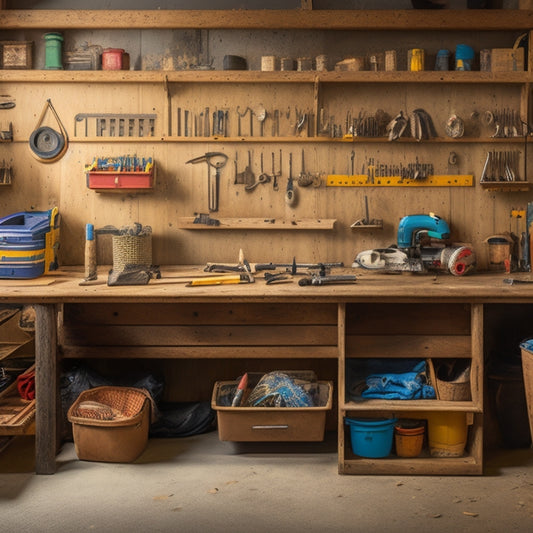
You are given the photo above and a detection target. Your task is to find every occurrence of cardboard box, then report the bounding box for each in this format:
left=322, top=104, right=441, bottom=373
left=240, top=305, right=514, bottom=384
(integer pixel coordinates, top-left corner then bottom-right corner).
left=491, top=48, right=525, bottom=72
left=1, top=41, right=33, bottom=69
left=212, top=380, right=333, bottom=442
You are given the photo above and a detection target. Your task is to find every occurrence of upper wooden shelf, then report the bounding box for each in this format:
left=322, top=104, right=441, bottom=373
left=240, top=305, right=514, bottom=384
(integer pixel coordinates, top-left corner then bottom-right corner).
left=1, top=70, right=530, bottom=84
left=1, top=9, right=532, bottom=31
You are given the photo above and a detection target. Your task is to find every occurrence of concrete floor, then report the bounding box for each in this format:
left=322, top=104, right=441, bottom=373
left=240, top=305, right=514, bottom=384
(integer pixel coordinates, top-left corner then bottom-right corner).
left=0, top=431, right=532, bottom=533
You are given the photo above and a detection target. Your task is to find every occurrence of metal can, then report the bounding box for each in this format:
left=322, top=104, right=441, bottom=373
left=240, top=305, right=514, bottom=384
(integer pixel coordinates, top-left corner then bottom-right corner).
left=297, top=57, right=313, bottom=71
left=435, top=49, right=450, bottom=71
left=315, top=54, right=328, bottom=72
left=261, top=55, right=277, bottom=71
left=408, top=48, right=425, bottom=71
left=280, top=57, right=294, bottom=71
left=480, top=49, right=491, bottom=71
left=102, top=48, right=124, bottom=70
left=385, top=50, right=397, bottom=71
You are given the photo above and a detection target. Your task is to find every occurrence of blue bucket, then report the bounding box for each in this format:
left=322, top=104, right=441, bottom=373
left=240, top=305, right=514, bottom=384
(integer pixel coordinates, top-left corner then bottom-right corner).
left=345, top=418, right=397, bottom=458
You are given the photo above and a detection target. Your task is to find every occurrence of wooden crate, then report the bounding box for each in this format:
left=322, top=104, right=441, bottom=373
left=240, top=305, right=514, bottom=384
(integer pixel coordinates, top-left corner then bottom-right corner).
left=1, top=41, right=33, bottom=69
left=491, top=48, right=525, bottom=72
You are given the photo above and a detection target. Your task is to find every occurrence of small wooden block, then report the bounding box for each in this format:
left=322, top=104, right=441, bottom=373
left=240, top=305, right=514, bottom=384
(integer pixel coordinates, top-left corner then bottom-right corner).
left=1, top=41, right=33, bottom=69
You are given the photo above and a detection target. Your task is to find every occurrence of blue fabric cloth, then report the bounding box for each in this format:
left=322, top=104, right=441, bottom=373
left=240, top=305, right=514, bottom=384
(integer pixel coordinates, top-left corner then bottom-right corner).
left=362, top=360, right=435, bottom=400
left=520, top=338, right=533, bottom=352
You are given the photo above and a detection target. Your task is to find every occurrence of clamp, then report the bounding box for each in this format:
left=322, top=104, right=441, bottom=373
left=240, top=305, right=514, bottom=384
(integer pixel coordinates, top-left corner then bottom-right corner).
left=186, top=152, right=228, bottom=212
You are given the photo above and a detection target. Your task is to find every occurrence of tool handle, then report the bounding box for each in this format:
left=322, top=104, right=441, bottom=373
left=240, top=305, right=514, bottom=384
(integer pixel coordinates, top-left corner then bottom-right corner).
left=84, top=223, right=97, bottom=281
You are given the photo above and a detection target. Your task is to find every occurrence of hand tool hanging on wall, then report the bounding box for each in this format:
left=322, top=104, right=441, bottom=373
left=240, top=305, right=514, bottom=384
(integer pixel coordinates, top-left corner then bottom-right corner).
left=29, top=99, right=68, bottom=163
left=235, top=151, right=255, bottom=187
left=245, top=152, right=270, bottom=191
left=285, top=153, right=297, bottom=206
left=74, top=113, right=156, bottom=137
left=236, top=106, right=250, bottom=137
left=186, top=152, right=228, bottom=212
left=255, top=104, right=266, bottom=136
left=0, top=95, right=15, bottom=109
left=0, top=122, right=13, bottom=142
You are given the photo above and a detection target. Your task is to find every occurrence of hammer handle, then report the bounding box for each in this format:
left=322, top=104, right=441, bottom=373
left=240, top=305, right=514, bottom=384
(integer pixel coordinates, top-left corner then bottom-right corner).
left=84, top=223, right=97, bottom=281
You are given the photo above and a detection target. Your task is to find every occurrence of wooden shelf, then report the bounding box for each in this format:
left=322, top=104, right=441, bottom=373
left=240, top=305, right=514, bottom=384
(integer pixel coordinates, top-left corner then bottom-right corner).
left=177, top=217, right=336, bottom=230
left=340, top=453, right=482, bottom=476
left=1, top=9, right=532, bottom=31
left=341, top=400, right=482, bottom=413
left=65, top=136, right=528, bottom=144
left=1, top=69, right=530, bottom=84
left=480, top=181, right=532, bottom=192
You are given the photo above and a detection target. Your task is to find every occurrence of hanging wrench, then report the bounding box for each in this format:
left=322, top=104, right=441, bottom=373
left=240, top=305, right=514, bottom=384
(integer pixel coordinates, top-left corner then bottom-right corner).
left=285, top=153, right=297, bottom=207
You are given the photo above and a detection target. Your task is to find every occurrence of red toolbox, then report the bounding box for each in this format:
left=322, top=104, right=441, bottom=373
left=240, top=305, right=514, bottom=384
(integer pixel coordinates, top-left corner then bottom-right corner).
left=86, top=169, right=154, bottom=192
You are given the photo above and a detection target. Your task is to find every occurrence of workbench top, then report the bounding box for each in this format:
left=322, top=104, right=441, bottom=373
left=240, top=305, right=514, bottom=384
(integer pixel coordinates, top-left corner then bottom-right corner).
left=1, top=266, right=532, bottom=304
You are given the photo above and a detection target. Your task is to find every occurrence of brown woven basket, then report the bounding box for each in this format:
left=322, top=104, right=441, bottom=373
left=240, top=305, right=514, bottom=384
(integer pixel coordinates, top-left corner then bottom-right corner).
left=112, top=234, right=152, bottom=272
left=434, top=360, right=472, bottom=401
left=68, top=386, right=150, bottom=427
left=67, top=386, right=151, bottom=463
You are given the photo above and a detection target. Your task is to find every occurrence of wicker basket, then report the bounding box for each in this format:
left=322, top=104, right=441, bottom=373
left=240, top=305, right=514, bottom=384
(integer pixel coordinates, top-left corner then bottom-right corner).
left=112, top=234, right=152, bottom=271
left=434, top=360, right=472, bottom=401
left=67, top=386, right=150, bottom=463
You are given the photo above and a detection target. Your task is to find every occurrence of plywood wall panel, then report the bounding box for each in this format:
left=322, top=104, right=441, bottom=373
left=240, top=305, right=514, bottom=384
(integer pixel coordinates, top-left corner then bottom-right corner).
left=2, top=25, right=533, bottom=269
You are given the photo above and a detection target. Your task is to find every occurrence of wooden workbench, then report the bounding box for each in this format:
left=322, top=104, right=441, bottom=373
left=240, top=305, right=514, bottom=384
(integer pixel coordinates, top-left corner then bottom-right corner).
left=2, top=266, right=532, bottom=475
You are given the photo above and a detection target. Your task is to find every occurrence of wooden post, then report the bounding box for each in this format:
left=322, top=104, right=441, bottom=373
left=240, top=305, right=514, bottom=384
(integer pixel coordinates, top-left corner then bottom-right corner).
left=34, top=304, right=58, bottom=475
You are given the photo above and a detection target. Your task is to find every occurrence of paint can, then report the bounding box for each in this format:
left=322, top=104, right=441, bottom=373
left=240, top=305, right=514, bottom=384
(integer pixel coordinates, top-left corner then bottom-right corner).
left=480, top=49, right=491, bottom=71
left=102, top=48, right=124, bottom=70
left=280, top=57, right=294, bottom=71
left=102, top=48, right=125, bottom=70
left=455, top=44, right=474, bottom=71
left=435, top=49, right=450, bottom=71
left=385, top=50, right=397, bottom=71
left=408, top=48, right=425, bottom=71
left=297, top=57, right=313, bottom=71
left=44, top=32, right=63, bottom=70
left=315, top=54, right=328, bottom=71
left=261, top=55, right=277, bottom=71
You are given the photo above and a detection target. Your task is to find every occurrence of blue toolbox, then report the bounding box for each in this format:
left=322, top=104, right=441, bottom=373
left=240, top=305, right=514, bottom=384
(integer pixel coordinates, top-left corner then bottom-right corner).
left=0, top=207, right=60, bottom=279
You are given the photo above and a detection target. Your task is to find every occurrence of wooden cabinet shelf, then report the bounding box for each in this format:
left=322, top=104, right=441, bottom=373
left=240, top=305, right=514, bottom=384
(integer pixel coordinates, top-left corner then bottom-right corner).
left=176, top=217, right=336, bottom=230
left=1, top=9, right=532, bottom=31
left=341, top=400, right=482, bottom=413
left=338, top=302, right=483, bottom=475
left=1, top=69, right=530, bottom=84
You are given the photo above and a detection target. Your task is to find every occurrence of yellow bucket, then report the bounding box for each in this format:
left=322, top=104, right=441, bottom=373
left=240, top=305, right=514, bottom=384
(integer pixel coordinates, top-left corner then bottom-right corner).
left=399, top=411, right=467, bottom=457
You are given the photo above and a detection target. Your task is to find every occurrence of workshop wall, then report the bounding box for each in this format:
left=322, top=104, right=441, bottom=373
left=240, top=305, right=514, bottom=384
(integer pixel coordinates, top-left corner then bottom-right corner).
left=0, top=2, right=530, bottom=269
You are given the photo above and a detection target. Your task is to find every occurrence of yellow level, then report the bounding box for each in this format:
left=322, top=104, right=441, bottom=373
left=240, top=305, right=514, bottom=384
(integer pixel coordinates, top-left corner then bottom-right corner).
left=326, top=174, right=474, bottom=187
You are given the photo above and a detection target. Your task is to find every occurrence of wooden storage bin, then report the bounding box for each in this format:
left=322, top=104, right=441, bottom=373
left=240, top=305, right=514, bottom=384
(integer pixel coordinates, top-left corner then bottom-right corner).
left=491, top=48, right=524, bottom=72
left=212, top=380, right=333, bottom=442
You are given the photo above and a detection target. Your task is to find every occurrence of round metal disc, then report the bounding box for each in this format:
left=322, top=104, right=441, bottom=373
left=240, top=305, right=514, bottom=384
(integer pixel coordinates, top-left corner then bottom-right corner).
left=29, top=126, right=65, bottom=159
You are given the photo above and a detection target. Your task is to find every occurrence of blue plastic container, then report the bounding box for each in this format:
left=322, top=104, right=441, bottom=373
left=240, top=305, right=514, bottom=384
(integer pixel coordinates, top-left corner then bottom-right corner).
left=0, top=207, right=60, bottom=279
left=345, top=418, right=397, bottom=458
left=455, top=44, right=475, bottom=71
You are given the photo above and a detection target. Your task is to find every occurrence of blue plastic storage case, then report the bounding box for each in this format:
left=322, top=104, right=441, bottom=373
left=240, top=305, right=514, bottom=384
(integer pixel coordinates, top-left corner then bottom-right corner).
left=0, top=207, right=60, bottom=279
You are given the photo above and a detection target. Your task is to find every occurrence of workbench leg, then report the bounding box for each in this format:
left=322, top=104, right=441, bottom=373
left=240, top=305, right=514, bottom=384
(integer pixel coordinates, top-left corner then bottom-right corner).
left=34, top=304, right=58, bottom=475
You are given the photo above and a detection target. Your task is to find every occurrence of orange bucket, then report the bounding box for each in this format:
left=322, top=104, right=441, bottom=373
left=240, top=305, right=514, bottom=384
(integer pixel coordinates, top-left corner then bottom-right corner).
left=395, top=420, right=425, bottom=457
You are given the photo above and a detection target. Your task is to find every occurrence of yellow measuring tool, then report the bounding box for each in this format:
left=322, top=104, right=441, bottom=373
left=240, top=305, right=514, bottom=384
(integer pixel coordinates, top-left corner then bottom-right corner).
left=326, top=174, right=474, bottom=187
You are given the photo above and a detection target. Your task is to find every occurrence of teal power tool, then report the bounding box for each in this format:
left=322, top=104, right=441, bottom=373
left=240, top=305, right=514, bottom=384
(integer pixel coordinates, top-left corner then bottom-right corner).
left=186, top=152, right=228, bottom=212
left=353, top=213, right=476, bottom=276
